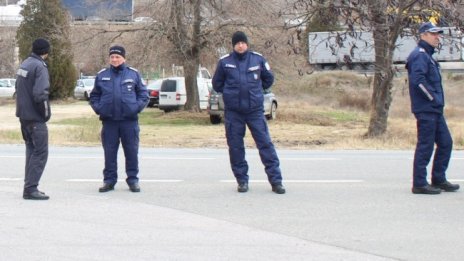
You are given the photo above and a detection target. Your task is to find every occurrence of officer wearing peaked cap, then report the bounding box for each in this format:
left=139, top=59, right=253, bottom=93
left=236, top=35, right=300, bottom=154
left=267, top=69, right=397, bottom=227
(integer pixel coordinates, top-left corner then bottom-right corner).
left=406, top=22, right=459, bottom=194
left=90, top=45, right=149, bottom=193
left=212, top=31, right=285, bottom=194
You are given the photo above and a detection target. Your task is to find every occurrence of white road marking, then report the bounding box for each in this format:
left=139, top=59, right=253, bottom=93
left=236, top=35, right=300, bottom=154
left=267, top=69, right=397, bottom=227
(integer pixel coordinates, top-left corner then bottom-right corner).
left=0, top=155, right=215, bottom=160
left=66, top=179, right=184, bottom=183
left=1, top=178, right=364, bottom=184
left=220, top=179, right=364, bottom=183
left=280, top=158, right=339, bottom=161
left=0, top=178, right=22, bottom=181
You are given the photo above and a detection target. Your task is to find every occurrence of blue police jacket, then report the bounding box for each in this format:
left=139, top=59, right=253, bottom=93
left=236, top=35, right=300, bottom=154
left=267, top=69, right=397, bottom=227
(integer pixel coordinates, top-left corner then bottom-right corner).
left=212, top=50, right=274, bottom=113
left=15, top=53, right=51, bottom=122
left=90, top=63, right=148, bottom=121
left=406, top=40, right=444, bottom=114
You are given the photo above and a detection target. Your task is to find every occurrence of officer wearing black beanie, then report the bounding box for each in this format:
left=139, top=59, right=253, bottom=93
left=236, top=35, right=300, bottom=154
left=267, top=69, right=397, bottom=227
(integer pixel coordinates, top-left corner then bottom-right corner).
left=212, top=31, right=286, bottom=194
left=15, top=37, right=52, bottom=200
left=32, top=38, right=50, bottom=56
left=109, top=45, right=125, bottom=58
left=90, top=44, right=148, bottom=193
left=232, top=31, right=248, bottom=46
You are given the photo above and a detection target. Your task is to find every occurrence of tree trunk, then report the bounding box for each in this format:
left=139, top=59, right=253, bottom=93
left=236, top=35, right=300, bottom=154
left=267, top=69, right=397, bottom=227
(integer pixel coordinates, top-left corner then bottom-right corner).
left=366, top=3, right=394, bottom=137
left=367, top=67, right=394, bottom=137
left=183, top=58, right=200, bottom=112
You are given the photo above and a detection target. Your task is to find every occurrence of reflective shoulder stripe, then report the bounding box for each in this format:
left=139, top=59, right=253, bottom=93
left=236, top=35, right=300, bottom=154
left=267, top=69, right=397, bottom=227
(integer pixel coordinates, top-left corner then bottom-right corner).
left=97, top=68, right=107, bottom=74
left=16, top=68, right=28, bottom=78
left=264, top=62, right=271, bottom=71
left=418, top=83, right=434, bottom=101
left=252, top=51, right=263, bottom=56
left=128, top=67, right=139, bottom=72
left=220, top=54, right=230, bottom=59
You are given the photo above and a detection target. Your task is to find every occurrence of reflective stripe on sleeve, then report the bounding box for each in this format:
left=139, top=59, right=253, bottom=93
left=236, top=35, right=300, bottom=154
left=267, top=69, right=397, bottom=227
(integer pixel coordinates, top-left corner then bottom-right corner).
left=418, top=83, right=434, bottom=101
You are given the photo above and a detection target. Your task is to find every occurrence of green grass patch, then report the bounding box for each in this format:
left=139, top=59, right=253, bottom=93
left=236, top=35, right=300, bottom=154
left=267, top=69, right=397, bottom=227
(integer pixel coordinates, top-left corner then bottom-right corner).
left=0, top=129, right=22, bottom=142
left=52, top=110, right=211, bottom=127
left=316, top=110, right=365, bottom=123
left=53, top=117, right=100, bottom=125
left=139, top=110, right=210, bottom=126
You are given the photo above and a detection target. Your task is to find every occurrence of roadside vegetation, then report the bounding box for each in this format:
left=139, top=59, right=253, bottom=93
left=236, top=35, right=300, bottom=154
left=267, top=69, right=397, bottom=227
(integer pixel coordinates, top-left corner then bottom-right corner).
left=1, top=71, right=463, bottom=149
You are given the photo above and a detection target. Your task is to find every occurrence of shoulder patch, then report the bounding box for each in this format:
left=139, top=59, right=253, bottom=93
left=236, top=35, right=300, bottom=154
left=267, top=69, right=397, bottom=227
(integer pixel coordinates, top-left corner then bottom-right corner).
left=265, top=62, right=271, bottom=71
left=128, top=66, right=139, bottom=72
left=252, top=51, right=263, bottom=56
left=220, top=54, right=230, bottom=60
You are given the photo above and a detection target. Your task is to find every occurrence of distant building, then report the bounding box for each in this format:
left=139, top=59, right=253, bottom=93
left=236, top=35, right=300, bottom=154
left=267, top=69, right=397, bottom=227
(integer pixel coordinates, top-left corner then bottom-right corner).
left=0, top=2, right=22, bottom=24
left=61, top=0, right=133, bottom=22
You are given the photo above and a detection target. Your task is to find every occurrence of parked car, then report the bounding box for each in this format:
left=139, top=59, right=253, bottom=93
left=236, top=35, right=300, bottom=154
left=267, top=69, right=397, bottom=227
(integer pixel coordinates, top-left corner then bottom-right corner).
left=208, top=90, right=278, bottom=124
left=0, top=78, right=16, bottom=98
left=73, top=78, right=95, bottom=100
left=158, top=76, right=211, bottom=112
left=146, top=79, right=163, bottom=107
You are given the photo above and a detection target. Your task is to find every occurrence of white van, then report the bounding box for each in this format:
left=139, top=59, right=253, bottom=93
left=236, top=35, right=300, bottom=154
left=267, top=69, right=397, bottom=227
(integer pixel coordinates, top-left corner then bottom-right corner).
left=158, top=68, right=212, bottom=112
left=158, top=77, right=187, bottom=112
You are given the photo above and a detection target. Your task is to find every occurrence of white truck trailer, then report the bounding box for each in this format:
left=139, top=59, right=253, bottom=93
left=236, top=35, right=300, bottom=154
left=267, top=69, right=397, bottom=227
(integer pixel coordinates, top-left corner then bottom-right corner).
left=308, top=28, right=462, bottom=70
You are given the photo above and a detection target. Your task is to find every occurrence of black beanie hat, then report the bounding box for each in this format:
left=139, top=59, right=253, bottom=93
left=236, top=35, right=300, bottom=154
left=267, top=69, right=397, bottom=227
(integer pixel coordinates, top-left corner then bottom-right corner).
left=32, top=38, right=50, bottom=55
left=232, top=31, right=248, bottom=46
left=109, top=45, right=126, bottom=58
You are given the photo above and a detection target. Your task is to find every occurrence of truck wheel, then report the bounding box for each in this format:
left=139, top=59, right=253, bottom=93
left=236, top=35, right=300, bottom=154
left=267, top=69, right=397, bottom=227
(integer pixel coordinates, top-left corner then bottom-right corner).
left=365, top=64, right=375, bottom=71
left=210, top=115, right=222, bottom=124
left=84, top=91, right=89, bottom=101
left=322, top=65, right=336, bottom=70
left=266, top=102, right=277, bottom=120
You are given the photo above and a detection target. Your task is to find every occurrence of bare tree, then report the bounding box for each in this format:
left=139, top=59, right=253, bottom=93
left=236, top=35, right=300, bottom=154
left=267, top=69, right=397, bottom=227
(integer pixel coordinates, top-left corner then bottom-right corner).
left=283, top=0, right=464, bottom=137
left=66, top=0, right=284, bottom=111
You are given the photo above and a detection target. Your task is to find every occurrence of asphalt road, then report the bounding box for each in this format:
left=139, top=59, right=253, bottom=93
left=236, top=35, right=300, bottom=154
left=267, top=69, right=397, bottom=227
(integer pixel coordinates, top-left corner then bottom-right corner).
left=1, top=145, right=463, bottom=261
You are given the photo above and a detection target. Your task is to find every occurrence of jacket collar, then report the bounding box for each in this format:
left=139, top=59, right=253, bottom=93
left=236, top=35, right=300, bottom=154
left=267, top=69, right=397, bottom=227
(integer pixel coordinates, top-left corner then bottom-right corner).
left=232, top=50, right=249, bottom=61
left=111, top=62, right=126, bottom=72
left=418, top=40, right=435, bottom=55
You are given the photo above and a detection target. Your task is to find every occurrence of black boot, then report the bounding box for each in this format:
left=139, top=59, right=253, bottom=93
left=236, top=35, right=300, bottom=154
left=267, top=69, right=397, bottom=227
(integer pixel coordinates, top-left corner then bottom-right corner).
left=99, top=183, right=115, bottom=193
left=271, top=184, right=286, bottom=194
left=237, top=183, right=248, bottom=193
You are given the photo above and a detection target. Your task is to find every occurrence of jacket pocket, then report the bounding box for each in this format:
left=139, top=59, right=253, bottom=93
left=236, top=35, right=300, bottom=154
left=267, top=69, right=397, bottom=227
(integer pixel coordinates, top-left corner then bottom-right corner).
left=249, top=88, right=264, bottom=109
left=223, top=85, right=240, bottom=110
left=122, top=95, right=138, bottom=118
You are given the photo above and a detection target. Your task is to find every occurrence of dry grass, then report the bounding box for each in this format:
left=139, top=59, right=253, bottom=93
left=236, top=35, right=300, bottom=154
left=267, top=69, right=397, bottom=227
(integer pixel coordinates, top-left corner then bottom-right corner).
left=1, top=70, right=463, bottom=149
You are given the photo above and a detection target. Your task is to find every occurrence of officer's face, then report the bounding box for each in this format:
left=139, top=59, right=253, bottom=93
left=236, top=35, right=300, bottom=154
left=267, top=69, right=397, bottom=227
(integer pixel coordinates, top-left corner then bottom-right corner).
left=234, top=41, right=248, bottom=54
left=109, top=54, right=125, bottom=67
left=421, top=32, right=441, bottom=48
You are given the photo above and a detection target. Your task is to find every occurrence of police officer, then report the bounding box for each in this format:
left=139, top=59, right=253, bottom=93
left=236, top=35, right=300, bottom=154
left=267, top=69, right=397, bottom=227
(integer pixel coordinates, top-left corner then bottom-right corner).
left=16, top=38, right=51, bottom=200
left=406, top=22, right=459, bottom=194
left=90, top=45, right=148, bottom=193
left=212, top=31, right=285, bottom=194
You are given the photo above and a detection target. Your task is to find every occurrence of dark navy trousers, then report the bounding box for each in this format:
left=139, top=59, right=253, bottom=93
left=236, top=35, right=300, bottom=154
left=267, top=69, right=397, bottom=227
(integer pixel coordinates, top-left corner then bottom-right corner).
left=101, top=120, right=140, bottom=185
left=413, top=112, right=452, bottom=187
left=20, top=120, right=48, bottom=193
left=224, top=110, right=282, bottom=185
